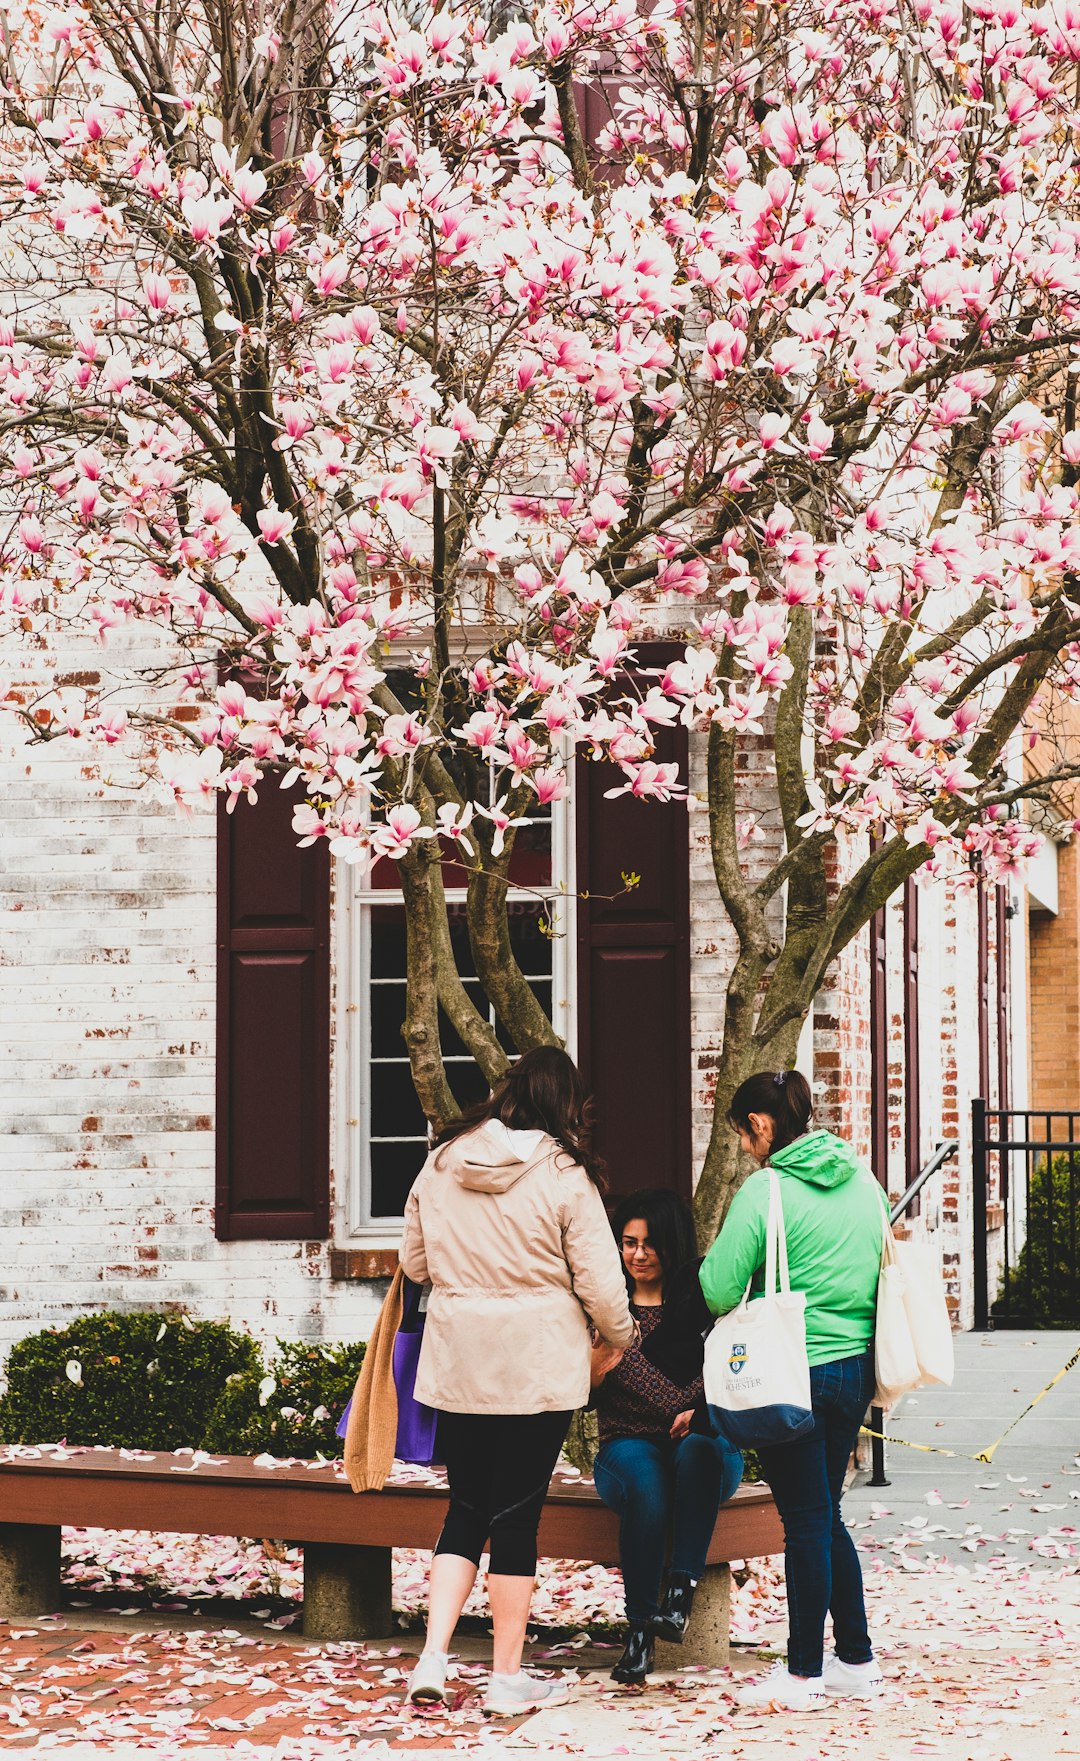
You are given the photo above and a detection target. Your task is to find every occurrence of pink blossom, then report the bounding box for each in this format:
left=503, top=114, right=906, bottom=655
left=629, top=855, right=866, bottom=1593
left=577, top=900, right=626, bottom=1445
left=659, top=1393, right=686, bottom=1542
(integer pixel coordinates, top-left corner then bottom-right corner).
left=93, top=708, right=128, bottom=743
left=435, top=801, right=475, bottom=852
left=19, top=515, right=45, bottom=553
left=74, top=479, right=100, bottom=522
left=143, top=272, right=172, bottom=311
left=257, top=506, right=295, bottom=545
left=759, top=413, right=791, bottom=450
left=459, top=710, right=503, bottom=752
left=805, top=415, right=834, bottom=458
left=313, top=255, right=349, bottom=297
left=531, top=766, right=568, bottom=805
left=504, top=724, right=542, bottom=777
left=377, top=712, right=428, bottom=757
left=604, top=761, right=686, bottom=802
left=371, top=804, right=434, bottom=859
left=233, top=166, right=267, bottom=210
left=825, top=705, right=861, bottom=741
left=477, top=797, right=518, bottom=856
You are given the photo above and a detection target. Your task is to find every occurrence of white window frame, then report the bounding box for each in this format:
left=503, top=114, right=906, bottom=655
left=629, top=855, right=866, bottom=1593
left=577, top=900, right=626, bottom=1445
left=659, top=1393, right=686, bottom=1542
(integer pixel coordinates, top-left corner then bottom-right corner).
left=334, top=787, right=577, bottom=1242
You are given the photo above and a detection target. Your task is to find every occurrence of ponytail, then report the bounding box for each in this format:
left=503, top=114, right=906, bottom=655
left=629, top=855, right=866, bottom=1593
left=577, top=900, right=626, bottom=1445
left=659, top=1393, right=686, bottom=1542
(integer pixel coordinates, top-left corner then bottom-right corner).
left=728, top=1069, right=812, bottom=1154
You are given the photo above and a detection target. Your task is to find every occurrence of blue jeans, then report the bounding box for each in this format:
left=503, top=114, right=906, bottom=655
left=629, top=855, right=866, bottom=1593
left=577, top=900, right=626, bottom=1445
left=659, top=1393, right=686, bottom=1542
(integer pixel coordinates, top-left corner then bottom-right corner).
left=757, top=1349, right=874, bottom=1677
left=594, top=1432, right=744, bottom=1625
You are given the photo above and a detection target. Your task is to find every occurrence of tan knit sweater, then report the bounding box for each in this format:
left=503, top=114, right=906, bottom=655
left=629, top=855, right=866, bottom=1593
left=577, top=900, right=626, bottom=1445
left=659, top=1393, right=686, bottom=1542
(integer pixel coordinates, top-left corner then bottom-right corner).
left=343, top=1265, right=405, bottom=1493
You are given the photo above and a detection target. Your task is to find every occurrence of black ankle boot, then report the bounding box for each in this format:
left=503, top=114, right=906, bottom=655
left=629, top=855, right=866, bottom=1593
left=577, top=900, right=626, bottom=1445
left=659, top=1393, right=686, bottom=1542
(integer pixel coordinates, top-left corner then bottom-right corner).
left=610, top=1625, right=654, bottom=1684
left=648, top=1571, right=696, bottom=1643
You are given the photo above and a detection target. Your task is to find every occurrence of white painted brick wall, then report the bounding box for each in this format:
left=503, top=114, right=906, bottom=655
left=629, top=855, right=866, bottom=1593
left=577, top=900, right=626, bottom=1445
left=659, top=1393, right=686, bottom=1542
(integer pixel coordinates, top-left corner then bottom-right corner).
left=0, top=631, right=385, bottom=1367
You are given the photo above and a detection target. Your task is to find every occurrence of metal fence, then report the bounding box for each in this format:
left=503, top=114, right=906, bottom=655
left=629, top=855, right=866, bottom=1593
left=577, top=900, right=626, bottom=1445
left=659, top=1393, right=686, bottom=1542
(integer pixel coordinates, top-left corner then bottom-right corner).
left=973, top=1101, right=1080, bottom=1330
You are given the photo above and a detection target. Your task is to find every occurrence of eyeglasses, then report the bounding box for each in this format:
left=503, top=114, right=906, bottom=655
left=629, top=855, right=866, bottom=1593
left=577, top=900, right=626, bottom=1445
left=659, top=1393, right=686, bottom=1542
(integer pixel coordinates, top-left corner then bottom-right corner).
left=621, top=1238, right=658, bottom=1256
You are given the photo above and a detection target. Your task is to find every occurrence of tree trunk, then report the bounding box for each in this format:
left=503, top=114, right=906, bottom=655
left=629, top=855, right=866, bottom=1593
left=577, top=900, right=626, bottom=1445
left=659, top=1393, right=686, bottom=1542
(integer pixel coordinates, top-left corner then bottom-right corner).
left=466, top=848, right=562, bottom=1054
left=693, top=957, right=808, bottom=1248
left=397, top=848, right=459, bottom=1134
left=427, top=854, right=509, bottom=1087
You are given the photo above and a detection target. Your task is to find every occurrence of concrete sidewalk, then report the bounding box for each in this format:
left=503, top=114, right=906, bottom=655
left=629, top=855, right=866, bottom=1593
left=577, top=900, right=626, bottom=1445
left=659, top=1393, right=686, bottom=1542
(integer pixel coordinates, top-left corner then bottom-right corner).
left=850, top=1329, right=1080, bottom=1564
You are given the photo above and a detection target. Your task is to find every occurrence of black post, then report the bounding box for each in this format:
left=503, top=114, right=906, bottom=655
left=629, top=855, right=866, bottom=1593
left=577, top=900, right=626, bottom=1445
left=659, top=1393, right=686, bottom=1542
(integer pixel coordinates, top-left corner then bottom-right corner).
left=972, top=1097, right=989, bottom=1330
left=868, top=1406, right=889, bottom=1487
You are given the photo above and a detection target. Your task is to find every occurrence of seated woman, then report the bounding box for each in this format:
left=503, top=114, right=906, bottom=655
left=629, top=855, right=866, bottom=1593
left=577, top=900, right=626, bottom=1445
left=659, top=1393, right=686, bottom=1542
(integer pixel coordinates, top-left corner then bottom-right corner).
left=591, top=1189, right=743, bottom=1685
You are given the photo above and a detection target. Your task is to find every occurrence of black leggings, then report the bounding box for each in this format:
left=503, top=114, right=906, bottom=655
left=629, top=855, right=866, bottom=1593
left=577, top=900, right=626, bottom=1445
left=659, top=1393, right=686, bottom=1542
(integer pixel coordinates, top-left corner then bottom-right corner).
left=435, top=1409, right=572, bottom=1578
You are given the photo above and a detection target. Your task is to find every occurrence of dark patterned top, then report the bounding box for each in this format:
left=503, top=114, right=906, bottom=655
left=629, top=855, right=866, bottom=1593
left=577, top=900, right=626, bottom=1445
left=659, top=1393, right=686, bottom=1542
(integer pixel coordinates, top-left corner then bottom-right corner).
left=594, top=1302, right=705, bottom=1444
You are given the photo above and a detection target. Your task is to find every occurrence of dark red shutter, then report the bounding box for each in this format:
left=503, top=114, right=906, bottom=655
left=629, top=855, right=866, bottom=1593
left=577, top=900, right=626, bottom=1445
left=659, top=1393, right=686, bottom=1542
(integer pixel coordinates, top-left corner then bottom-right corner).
left=216, top=786, right=330, bottom=1239
left=576, top=648, right=691, bottom=1199
left=977, top=877, right=990, bottom=1101
left=903, top=877, right=921, bottom=1210
left=995, top=883, right=1011, bottom=1112
left=869, top=900, right=888, bottom=1188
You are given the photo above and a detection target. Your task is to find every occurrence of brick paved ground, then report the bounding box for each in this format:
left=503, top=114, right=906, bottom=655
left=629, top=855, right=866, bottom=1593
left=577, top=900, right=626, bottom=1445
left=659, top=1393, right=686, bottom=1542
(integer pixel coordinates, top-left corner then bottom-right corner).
left=6, top=1349, right=1080, bottom=1755
left=0, top=1615, right=540, bottom=1748
left=5, top=1560, right=1080, bottom=1760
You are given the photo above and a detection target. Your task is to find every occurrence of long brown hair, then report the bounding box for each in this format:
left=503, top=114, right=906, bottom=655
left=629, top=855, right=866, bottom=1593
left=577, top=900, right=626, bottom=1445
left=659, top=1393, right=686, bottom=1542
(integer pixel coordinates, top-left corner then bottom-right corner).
left=433, top=1046, right=606, bottom=1189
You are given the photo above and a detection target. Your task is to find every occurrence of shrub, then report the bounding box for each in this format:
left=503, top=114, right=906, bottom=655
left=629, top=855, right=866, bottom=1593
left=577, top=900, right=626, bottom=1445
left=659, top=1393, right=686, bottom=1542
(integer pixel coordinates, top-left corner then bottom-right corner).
left=0, top=1312, right=261, bottom=1450
left=202, top=1339, right=365, bottom=1459
left=993, top=1153, right=1080, bottom=1325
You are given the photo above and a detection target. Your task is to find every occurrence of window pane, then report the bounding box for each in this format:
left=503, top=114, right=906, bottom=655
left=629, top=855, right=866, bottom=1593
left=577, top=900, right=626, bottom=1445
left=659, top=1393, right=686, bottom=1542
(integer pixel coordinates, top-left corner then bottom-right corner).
left=370, top=1058, right=428, bottom=1140
left=507, top=815, right=552, bottom=888
left=371, top=1139, right=427, bottom=1219
left=450, top=1058, right=489, bottom=1112
left=508, top=902, right=555, bottom=970
left=370, top=982, right=407, bottom=1055
left=364, top=898, right=555, bottom=1219
left=369, top=911, right=407, bottom=976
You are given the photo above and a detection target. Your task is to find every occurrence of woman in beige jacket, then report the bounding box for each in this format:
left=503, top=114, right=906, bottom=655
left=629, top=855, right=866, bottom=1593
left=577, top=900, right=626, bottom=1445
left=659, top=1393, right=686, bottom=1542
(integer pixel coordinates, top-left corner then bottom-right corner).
left=400, top=1046, right=635, bottom=1716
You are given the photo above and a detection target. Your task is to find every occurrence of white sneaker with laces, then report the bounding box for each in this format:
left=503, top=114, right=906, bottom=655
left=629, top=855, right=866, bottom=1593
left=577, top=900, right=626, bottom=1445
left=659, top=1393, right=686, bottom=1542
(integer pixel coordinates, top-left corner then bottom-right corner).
left=483, top=1671, right=570, bottom=1717
left=737, top=1661, right=826, bottom=1712
left=822, top=1653, right=884, bottom=1698
left=406, top=1651, right=450, bottom=1705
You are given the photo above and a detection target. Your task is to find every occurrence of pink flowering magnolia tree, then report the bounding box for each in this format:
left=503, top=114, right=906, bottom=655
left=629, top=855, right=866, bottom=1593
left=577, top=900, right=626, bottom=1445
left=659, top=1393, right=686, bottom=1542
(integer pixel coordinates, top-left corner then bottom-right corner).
left=6, top=0, right=1080, bottom=1227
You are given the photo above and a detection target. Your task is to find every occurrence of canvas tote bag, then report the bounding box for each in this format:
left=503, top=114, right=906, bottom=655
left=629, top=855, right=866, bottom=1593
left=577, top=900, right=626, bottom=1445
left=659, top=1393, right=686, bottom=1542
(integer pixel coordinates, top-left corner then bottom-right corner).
left=703, top=1171, right=814, bottom=1448
left=874, top=1223, right=955, bottom=1409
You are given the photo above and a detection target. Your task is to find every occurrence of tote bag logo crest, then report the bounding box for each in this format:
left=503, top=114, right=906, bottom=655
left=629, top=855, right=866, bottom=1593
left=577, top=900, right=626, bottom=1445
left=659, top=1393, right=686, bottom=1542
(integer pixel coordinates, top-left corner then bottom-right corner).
left=703, top=1171, right=815, bottom=1449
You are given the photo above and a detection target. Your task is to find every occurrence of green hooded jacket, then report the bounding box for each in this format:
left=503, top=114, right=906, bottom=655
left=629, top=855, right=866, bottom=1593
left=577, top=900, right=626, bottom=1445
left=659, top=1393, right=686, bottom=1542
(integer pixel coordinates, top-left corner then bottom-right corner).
left=698, top=1131, right=888, bottom=1366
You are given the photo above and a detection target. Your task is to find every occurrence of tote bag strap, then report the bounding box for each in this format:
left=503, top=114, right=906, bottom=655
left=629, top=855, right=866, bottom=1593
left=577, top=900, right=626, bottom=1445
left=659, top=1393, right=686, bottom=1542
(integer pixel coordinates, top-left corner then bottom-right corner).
left=764, top=1169, right=792, bottom=1299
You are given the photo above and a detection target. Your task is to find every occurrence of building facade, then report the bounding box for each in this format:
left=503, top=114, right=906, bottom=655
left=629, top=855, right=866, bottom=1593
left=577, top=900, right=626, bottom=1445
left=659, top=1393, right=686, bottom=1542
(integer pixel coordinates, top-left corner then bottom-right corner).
left=0, top=629, right=1034, bottom=1362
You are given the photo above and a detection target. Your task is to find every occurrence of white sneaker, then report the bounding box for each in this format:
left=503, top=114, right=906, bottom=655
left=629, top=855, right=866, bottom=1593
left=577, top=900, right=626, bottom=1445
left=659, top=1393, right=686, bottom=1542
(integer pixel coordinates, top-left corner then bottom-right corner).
left=483, top=1671, right=570, bottom=1717
left=822, top=1653, right=884, bottom=1698
left=737, top=1661, right=826, bottom=1712
left=406, top=1651, right=450, bottom=1705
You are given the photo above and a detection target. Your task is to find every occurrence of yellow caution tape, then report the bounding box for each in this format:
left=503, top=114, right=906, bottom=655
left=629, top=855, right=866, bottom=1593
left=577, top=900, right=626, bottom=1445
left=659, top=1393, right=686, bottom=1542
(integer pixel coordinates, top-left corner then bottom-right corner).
left=860, top=1339, right=1080, bottom=1466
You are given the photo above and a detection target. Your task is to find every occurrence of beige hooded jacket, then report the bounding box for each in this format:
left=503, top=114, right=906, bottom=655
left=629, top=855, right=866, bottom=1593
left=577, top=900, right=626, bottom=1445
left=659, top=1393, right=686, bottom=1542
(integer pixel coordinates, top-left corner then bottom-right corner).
left=400, top=1120, right=635, bottom=1415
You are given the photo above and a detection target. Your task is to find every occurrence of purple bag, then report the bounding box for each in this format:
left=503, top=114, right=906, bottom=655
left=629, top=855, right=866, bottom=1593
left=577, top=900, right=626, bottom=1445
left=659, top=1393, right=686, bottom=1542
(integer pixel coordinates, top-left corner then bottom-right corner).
left=336, top=1276, right=440, bottom=1466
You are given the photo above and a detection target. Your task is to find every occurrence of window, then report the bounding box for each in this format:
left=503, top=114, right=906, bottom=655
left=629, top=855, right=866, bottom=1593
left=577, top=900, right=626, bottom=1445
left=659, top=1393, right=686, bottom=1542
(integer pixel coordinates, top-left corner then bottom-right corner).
left=336, top=795, right=574, bottom=1235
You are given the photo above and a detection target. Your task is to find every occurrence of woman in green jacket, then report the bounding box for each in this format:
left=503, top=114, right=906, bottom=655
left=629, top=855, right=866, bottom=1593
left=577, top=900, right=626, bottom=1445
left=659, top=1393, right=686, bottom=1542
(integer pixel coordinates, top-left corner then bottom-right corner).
left=699, top=1071, right=887, bottom=1715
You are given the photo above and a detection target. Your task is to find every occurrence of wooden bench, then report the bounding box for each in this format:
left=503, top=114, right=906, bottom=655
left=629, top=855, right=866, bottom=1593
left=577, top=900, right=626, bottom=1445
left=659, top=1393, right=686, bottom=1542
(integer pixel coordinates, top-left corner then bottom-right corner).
left=0, top=1449, right=781, bottom=1666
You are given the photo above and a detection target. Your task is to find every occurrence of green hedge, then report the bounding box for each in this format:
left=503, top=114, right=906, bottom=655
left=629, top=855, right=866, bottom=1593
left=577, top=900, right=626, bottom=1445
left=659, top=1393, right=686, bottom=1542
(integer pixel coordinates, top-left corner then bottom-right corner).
left=0, top=1312, right=261, bottom=1450
left=0, top=1314, right=364, bottom=1458
left=993, top=1153, right=1080, bottom=1325
left=204, top=1339, right=365, bottom=1458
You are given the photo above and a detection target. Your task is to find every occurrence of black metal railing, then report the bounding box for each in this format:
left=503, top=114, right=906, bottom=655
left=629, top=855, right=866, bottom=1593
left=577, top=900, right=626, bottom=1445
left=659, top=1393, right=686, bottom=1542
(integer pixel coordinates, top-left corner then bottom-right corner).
left=866, top=1139, right=959, bottom=1488
left=973, top=1101, right=1080, bottom=1330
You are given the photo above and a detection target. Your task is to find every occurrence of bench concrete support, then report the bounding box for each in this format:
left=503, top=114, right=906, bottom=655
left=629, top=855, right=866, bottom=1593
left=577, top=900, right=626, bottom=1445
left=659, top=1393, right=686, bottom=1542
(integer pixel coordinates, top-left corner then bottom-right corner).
left=652, top=1562, right=730, bottom=1671
left=302, top=1541, right=393, bottom=1642
left=0, top=1523, right=62, bottom=1618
